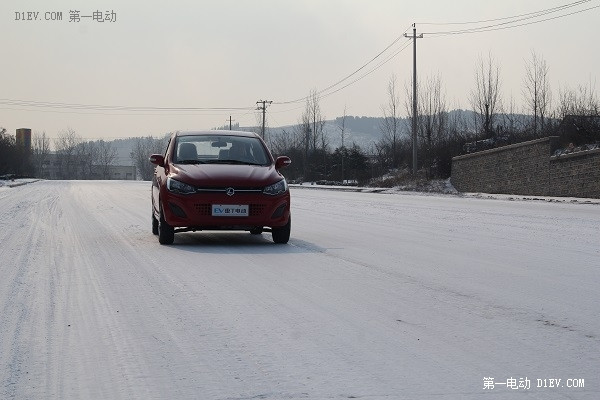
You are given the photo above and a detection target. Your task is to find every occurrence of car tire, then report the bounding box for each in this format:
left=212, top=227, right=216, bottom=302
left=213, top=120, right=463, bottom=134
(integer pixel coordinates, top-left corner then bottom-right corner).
left=250, top=227, right=263, bottom=235
left=271, top=216, right=291, bottom=244
left=158, top=205, right=175, bottom=245
left=152, top=212, right=159, bottom=235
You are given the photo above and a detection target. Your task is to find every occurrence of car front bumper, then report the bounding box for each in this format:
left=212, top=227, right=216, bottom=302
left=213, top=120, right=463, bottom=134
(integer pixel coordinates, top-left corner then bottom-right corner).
left=160, top=190, right=290, bottom=230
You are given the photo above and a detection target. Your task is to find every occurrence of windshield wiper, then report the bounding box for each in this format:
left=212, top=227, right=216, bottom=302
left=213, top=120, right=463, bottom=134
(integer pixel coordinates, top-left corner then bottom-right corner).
left=210, top=159, right=263, bottom=166
left=177, top=159, right=205, bottom=164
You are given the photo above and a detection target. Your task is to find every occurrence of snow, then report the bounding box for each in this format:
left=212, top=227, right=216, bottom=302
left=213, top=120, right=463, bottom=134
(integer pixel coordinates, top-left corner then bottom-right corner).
left=0, top=178, right=40, bottom=189
left=291, top=178, right=459, bottom=195
left=1, top=180, right=599, bottom=399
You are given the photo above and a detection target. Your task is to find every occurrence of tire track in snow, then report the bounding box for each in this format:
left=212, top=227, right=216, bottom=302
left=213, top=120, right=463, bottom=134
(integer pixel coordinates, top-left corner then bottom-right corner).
left=0, top=183, right=61, bottom=399
left=47, top=182, right=155, bottom=399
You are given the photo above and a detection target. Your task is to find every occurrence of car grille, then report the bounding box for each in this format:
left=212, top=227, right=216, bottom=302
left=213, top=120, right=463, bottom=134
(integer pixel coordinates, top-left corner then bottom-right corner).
left=195, top=204, right=212, bottom=215
left=194, top=203, right=266, bottom=216
left=194, top=187, right=263, bottom=194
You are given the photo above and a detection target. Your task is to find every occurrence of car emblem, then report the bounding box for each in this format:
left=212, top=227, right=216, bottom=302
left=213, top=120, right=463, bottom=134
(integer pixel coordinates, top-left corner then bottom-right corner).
left=226, top=187, right=235, bottom=196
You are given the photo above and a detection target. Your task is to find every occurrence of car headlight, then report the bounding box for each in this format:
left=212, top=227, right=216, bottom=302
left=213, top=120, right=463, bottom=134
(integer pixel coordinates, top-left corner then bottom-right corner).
left=167, top=177, right=196, bottom=194
left=263, top=179, right=288, bottom=196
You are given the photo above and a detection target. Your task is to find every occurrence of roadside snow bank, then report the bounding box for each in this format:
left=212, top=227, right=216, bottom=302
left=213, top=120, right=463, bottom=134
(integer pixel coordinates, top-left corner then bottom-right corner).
left=461, top=192, right=600, bottom=205
left=0, top=178, right=41, bottom=189
left=291, top=179, right=600, bottom=204
left=292, top=179, right=458, bottom=196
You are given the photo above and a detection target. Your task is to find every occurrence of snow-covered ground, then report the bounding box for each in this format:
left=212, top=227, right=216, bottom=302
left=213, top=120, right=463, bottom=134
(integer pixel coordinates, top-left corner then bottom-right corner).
left=1, top=180, right=598, bottom=399
left=0, top=178, right=40, bottom=189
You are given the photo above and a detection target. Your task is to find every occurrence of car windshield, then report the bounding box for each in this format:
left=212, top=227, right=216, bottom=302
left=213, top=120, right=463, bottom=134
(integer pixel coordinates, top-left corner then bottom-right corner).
left=173, top=135, right=270, bottom=166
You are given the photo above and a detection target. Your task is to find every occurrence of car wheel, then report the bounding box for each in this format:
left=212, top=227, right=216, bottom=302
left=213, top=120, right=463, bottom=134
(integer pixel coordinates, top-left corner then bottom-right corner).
left=250, top=227, right=263, bottom=235
left=271, top=216, right=291, bottom=244
left=158, top=205, right=175, bottom=245
left=152, top=212, right=159, bottom=235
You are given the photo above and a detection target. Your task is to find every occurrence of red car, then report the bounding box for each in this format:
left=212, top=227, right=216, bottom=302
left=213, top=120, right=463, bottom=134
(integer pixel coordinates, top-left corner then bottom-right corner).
left=150, top=130, right=291, bottom=244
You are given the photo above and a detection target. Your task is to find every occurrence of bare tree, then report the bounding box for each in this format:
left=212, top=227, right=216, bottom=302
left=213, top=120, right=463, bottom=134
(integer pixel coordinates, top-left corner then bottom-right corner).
left=556, top=81, right=600, bottom=145
left=74, top=141, right=95, bottom=179
left=270, top=129, right=294, bottom=155
left=446, top=104, right=471, bottom=142
left=96, top=140, right=117, bottom=179
left=131, top=135, right=169, bottom=181
left=307, top=89, right=326, bottom=153
left=381, top=74, right=402, bottom=168
left=296, top=89, right=326, bottom=179
left=254, top=112, right=266, bottom=141
left=418, top=73, right=447, bottom=178
left=557, top=80, right=599, bottom=118
left=54, top=128, right=82, bottom=179
left=523, top=50, right=552, bottom=136
left=501, top=93, right=518, bottom=138
left=469, top=52, right=503, bottom=137
left=303, top=89, right=327, bottom=151
left=372, top=140, right=390, bottom=176
left=54, top=127, right=80, bottom=154
left=296, top=102, right=311, bottom=178
left=32, top=131, right=51, bottom=178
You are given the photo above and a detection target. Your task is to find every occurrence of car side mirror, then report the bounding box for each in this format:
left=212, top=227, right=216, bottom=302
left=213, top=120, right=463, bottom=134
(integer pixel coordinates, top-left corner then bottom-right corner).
left=275, top=156, right=291, bottom=170
left=149, top=154, right=165, bottom=167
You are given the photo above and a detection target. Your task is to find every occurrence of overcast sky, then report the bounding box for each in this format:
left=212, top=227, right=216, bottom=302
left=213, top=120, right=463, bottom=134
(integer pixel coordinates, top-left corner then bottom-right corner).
left=1, top=0, right=598, bottom=141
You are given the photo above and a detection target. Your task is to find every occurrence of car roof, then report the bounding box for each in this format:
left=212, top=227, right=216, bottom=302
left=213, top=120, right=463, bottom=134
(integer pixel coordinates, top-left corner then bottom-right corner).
left=174, top=130, right=261, bottom=139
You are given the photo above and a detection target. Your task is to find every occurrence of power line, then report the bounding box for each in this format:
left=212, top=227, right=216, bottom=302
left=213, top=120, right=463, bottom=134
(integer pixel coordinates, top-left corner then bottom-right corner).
left=318, top=39, right=412, bottom=101
left=2, top=1, right=597, bottom=121
left=0, top=98, right=255, bottom=113
left=422, top=1, right=599, bottom=35
left=0, top=106, right=255, bottom=117
left=274, top=25, right=413, bottom=105
left=274, top=37, right=411, bottom=110
left=425, top=5, right=599, bottom=36
left=267, top=104, right=306, bottom=114
left=419, top=0, right=591, bottom=25
left=311, top=1, right=597, bottom=126
left=271, top=1, right=598, bottom=107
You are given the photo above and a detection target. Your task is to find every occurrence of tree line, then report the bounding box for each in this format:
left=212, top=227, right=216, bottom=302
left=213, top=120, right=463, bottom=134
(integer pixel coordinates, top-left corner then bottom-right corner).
left=268, top=51, right=599, bottom=182
left=0, top=128, right=31, bottom=177
left=2, top=52, right=598, bottom=183
left=0, top=128, right=119, bottom=179
left=0, top=128, right=168, bottom=180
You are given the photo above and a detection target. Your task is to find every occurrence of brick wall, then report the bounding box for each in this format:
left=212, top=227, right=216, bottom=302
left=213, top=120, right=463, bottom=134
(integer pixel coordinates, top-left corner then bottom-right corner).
left=549, top=149, right=600, bottom=198
left=451, top=137, right=600, bottom=198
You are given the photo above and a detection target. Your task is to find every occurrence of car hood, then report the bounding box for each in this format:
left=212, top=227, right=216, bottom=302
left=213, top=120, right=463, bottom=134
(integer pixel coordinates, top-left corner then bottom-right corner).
left=172, top=163, right=282, bottom=187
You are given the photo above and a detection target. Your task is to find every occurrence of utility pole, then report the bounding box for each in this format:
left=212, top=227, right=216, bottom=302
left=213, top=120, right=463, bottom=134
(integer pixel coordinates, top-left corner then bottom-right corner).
left=227, top=116, right=235, bottom=130
left=256, top=100, right=272, bottom=139
left=405, top=24, right=422, bottom=175
left=338, top=106, right=347, bottom=184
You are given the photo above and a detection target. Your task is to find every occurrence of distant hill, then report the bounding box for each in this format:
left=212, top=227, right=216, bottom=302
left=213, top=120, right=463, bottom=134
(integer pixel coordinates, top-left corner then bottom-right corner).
left=262, top=110, right=537, bottom=151
left=104, top=110, right=537, bottom=165
left=261, top=110, right=479, bottom=150
left=261, top=116, right=388, bottom=151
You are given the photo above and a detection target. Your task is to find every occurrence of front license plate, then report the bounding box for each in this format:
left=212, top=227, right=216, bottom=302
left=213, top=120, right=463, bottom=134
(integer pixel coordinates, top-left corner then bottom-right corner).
left=212, top=204, right=249, bottom=217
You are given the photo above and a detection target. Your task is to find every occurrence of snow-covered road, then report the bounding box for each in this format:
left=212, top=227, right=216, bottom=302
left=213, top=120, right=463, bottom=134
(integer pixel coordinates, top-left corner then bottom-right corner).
left=1, top=180, right=598, bottom=399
